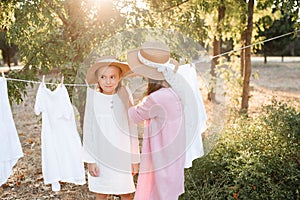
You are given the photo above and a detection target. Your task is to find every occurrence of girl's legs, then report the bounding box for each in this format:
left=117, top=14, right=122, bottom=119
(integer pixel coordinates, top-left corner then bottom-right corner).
left=95, top=193, right=108, bottom=200
left=119, top=193, right=133, bottom=200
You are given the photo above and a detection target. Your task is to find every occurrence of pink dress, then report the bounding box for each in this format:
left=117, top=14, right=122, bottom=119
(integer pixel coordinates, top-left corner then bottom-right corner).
left=128, top=87, right=185, bottom=200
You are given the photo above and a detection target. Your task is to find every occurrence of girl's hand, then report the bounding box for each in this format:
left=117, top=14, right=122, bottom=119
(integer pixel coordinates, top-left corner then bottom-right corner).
left=131, top=163, right=139, bottom=176
left=88, top=163, right=99, bottom=177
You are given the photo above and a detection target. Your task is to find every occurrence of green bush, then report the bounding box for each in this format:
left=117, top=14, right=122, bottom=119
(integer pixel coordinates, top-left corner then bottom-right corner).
left=180, top=100, right=300, bottom=200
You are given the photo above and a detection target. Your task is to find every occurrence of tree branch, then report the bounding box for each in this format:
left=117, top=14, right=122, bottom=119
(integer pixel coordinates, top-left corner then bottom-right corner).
left=163, top=0, right=190, bottom=12
left=44, top=0, right=69, bottom=26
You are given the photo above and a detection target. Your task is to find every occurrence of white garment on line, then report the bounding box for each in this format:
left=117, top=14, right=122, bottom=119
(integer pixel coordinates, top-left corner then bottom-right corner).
left=178, top=64, right=207, bottom=168
left=0, top=77, right=23, bottom=186
left=34, top=83, right=85, bottom=187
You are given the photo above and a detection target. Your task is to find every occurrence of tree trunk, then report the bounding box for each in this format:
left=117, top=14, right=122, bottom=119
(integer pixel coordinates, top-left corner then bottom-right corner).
left=208, top=4, right=225, bottom=102
left=208, top=38, right=218, bottom=102
left=263, top=46, right=267, bottom=64
left=241, top=0, right=254, bottom=113
left=64, top=0, right=87, bottom=129
left=240, top=31, right=246, bottom=77
left=264, top=55, right=267, bottom=64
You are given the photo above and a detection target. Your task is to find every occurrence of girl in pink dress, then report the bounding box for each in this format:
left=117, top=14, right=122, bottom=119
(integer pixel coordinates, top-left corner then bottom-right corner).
left=127, top=41, right=202, bottom=200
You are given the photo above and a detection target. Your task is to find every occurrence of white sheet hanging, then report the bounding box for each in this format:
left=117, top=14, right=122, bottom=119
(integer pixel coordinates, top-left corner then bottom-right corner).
left=34, top=83, right=85, bottom=186
left=178, top=64, right=207, bottom=168
left=0, top=77, right=23, bottom=186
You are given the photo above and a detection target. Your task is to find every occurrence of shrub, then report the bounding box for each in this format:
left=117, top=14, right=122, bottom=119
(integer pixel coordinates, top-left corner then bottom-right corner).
left=180, top=100, right=300, bottom=200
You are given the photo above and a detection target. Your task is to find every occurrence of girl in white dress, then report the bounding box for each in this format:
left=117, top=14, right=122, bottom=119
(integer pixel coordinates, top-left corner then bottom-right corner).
left=82, top=56, right=140, bottom=200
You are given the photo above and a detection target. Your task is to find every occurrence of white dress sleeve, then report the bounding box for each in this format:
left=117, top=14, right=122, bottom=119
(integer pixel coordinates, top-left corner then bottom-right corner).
left=34, top=84, right=44, bottom=115
left=81, top=147, right=96, bottom=163
left=59, top=85, right=73, bottom=120
left=125, top=86, right=140, bottom=164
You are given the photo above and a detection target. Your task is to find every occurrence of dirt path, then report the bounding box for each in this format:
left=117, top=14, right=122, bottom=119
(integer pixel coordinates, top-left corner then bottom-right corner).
left=250, top=62, right=300, bottom=113
left=1, top=61, right=299, bottom=199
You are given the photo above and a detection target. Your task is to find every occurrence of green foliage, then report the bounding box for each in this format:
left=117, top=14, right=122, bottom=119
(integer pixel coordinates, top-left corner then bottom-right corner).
left=181, top=100, right=300, bottom=199
left=255, top=0, right=300, bottom=56
left=263, top=99, right=300, bottom=144
left=255, top=14, right=299, bottom=56
left=217, top=56, right=243, bottom=110
left=1, top=0, right=127, bottom=69
left=6, top=67, right=38, bottom=105
left=0, top=0, right=127, bottom=104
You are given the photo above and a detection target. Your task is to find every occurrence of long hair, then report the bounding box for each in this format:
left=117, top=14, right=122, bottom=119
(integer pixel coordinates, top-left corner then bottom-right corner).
left=146, top=79, right=170, bottom=95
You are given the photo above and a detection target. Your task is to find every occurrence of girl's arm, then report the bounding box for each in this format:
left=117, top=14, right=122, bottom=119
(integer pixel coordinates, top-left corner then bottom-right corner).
left=128, top=118, right=140, bottom=164
left=126, top=87, right=141, bottom=164
left=128, top=96, right=156, bottom=124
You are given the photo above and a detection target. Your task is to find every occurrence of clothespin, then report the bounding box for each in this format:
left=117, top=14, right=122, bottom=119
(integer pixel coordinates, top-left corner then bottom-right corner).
left=61, top=75, right=64, bottom=87
left=189, top=57, right=193, bottom=67
left=1, top=71, right=5, bottom=78
left=42, top=75, right=45, bottom=87
left=179, top=57, right=185, bottom=65
left=85, top=79, right=89, bottom=87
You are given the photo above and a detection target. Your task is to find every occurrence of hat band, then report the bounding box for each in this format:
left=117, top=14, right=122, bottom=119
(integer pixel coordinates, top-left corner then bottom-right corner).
left=96, top=58, right=119, bottom=63
left=137, top=51, right=175, bottom=71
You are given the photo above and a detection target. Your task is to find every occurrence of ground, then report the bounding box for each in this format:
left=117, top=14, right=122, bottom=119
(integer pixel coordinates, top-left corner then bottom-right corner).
left=250, top=61, right=300, bottom=113
left=0, top=60, right=299, bottom=200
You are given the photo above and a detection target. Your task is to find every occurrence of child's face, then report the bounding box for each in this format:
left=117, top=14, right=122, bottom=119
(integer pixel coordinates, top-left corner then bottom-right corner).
left=97, top=66, right=121, bottom=95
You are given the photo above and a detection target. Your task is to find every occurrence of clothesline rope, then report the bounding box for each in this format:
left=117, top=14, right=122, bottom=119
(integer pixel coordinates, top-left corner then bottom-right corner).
left=1, top=29, right=299, bottom=87
left=211, top=29, right=300, bottom=59
left=4, top=77, right=90, bottom=87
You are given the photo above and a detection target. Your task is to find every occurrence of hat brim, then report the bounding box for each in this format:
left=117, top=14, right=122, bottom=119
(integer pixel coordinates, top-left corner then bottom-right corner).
left=127, top=49, right=178, bottom=81
left=86, top=61, right=131, bottom=84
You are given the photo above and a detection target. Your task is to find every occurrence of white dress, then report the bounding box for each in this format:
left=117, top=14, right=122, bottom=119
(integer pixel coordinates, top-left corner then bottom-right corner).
left=82, top=87, right=140, bottom=194
left=0, top=77, right=23, bottom=186
left=34, top=83, right=85, bottom=186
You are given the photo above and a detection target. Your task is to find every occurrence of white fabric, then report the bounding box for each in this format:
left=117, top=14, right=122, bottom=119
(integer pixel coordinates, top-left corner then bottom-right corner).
left=82, top=148, right=136, bottom=194
left=137, top=50, right=174, bottom=71
left=0, top=77, right=23, bottom=186
left=51, top=182, right=61, bottom=192
left=34, top=83, right=85, bottom=185
left=178, top=64, right=207, bottom=168
left=137, top=54, right=206, bottom=168
left=82, top=87, right=139, bottom=194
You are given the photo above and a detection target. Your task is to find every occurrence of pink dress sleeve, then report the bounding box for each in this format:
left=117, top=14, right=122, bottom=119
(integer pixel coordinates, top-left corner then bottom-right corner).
left=128, top=95, right=156, bottom=124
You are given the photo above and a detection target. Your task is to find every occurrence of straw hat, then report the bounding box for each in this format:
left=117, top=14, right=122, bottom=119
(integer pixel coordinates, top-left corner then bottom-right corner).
left=127, top=41, right=178, bottom=80
left=86, top=56, right=131, bottom=84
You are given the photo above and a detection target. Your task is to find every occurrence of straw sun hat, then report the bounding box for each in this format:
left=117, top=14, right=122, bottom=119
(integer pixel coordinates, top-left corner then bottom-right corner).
left=127, top=41, right=179, bottom=80
left=86, top=56, right=131, bottom=84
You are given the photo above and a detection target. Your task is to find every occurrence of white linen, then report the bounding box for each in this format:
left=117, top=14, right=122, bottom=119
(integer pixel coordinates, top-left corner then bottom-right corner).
left=153, top=62, right=207, bottom=169
left=34, top=83, right=85, bottom=186
left=0, top=77, right=23, bottom=186
left=178, top=64, right=207, bottom=168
